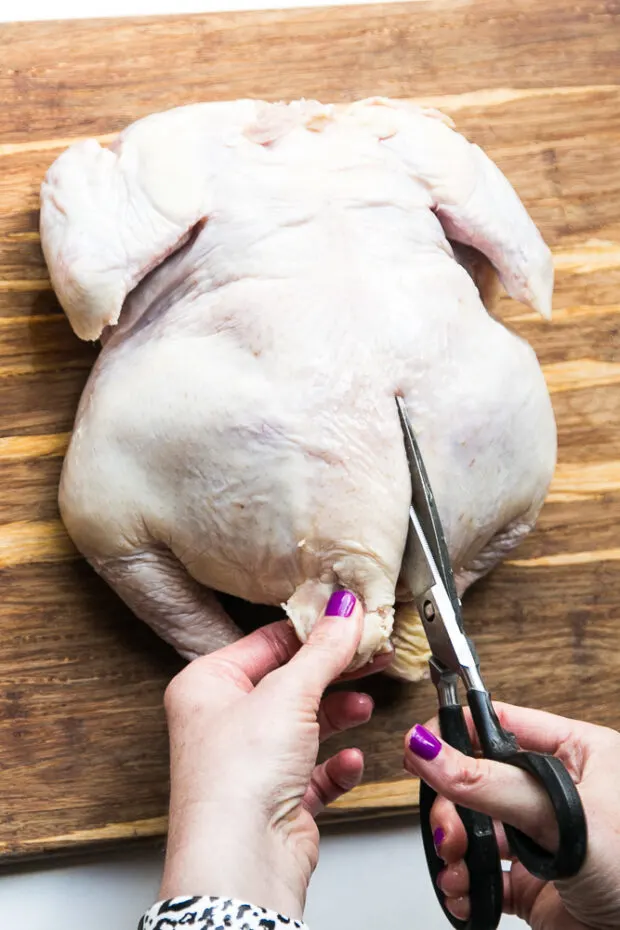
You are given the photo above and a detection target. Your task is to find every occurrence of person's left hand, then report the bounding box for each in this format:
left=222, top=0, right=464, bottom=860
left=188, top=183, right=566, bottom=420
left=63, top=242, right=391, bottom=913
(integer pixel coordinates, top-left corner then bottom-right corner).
left=159, top=591, right=391, bottom=919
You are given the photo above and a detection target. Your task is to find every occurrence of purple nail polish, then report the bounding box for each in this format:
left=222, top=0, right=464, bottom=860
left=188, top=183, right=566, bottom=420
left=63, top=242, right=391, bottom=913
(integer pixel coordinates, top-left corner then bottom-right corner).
left=408, top=724, right=442, bottom=761
left=325, top=590, right=356, bottom=618
left=433, top=826, right=445, bottom=856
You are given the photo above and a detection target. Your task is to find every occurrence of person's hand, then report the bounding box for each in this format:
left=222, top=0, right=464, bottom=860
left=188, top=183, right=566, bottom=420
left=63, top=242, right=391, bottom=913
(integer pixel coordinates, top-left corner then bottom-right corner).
left=403, top=703, right=620, bottom=930
left=159, top=591, right=390, bottom=919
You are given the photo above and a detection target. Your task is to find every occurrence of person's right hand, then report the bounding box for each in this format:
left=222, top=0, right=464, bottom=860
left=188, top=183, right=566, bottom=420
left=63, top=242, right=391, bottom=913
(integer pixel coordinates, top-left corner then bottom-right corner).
left=403, top=702, right=620, bottom=930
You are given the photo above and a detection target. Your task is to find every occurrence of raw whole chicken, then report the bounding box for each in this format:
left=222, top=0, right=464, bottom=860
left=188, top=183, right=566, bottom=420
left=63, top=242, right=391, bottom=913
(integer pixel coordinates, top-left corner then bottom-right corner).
left=40, top=97, right=556, bottom=681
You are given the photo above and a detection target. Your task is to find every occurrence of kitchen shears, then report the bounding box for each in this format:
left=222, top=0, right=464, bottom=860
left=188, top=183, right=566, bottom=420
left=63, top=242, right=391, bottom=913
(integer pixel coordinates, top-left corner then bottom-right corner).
left=396, top=396, right=588, bottom=930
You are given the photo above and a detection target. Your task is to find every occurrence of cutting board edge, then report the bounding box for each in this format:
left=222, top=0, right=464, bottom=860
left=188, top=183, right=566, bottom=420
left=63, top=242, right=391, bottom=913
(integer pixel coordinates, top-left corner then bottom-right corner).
left=0, top=777, right=421, bottom=864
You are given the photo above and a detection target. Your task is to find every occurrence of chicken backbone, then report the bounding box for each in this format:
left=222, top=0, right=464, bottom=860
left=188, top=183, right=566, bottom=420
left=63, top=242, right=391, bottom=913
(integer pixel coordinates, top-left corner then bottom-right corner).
left=40, top=97, right=556, bottom=681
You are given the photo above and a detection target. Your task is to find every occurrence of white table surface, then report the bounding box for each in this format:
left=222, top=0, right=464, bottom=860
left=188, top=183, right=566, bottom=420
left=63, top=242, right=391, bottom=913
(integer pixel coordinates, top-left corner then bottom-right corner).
left=0, top=1, right=526, bottom=926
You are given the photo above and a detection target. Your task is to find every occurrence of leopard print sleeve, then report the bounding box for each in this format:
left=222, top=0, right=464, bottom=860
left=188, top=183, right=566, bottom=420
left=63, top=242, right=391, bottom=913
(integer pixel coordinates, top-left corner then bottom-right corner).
left=138, top=895, right=310, bottom=929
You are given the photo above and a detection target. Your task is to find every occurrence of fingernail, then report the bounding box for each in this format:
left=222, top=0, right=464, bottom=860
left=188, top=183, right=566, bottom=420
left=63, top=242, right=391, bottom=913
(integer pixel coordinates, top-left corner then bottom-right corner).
left=433, top=826, right=445, bottom=857
left=408, top=724, right=442, bottom=761
left=325, top=590, right=356, bottom=618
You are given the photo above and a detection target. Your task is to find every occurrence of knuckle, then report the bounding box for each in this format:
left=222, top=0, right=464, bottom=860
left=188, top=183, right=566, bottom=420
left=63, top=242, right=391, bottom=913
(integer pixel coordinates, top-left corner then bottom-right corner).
left=556, top=736, right=587, bottom=782
left=163, top=661, right=219, bottom=718
left=207, top=655, right=246, bottom=687
left=163, top=673, right=191, bottom=718
left=306, top=625, right=336, bottom=654
left=451, top=757, right=492, bottom=796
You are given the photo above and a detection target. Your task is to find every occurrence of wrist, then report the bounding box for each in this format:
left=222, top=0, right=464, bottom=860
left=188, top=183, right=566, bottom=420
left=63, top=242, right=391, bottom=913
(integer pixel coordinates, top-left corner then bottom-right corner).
left=159, top=801, right=306, bottom=919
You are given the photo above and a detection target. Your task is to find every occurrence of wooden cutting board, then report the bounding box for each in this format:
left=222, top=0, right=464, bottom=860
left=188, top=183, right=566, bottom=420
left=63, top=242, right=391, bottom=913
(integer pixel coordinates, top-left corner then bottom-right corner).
left=1, top=0, right=620, bottom=864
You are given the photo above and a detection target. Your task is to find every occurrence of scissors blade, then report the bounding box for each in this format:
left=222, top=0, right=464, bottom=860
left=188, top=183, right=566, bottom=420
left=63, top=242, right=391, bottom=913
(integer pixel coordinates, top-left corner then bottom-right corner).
left=396, top=397, right=482, bottom=684
left=396, top=396, right=459, bottom=610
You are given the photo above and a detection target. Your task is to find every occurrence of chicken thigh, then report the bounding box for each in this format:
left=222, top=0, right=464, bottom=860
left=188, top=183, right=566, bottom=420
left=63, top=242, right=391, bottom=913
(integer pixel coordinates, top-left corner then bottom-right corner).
left=40, top=97, right=556, bottom=681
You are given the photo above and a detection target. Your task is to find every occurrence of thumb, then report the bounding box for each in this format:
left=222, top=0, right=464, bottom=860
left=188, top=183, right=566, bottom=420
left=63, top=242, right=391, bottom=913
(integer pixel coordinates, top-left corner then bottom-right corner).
left=404, top=724, right=560, bottom=852
left=281, top=590, right=364, bottom=698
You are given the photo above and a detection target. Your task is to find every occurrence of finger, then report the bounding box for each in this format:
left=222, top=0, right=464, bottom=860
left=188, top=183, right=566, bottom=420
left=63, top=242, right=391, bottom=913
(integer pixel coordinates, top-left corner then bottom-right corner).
left=318, top=691, right=374, bottom=742
left=437, top=852, right=531, bottom=923
left=431, top=799, right=515, bottom=865
left=303, top=748, right=364, bottom=818
left=482, top=702, right=580, bottom=755
left=430, top=795, right=468, bottom=863
left=438, top=856, right=524, bottom=923
left=190, top=619, right=301, bottom=690
left=444, top=867, right=542, bottom=924
left=164, top=620, right=303, bottom=718
left=423, top=701, right=586, bottom=760
left=494, top=822, right=515, bottom=861
left=281, top=591, right=364, bottom=697
left=502, top=861, right=547, bottom=920
left=437, top=860, right=470, bottom=899
left=445, top=894, right=470, bottom=922
left=404, top=725, right=560, bottom=851
left=336, top=647, right=394, bottom=682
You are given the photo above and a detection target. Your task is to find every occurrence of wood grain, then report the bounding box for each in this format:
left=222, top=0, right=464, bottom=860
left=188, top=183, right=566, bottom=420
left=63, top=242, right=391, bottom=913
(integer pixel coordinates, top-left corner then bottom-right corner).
left=0, top=0, right=619, bottom=862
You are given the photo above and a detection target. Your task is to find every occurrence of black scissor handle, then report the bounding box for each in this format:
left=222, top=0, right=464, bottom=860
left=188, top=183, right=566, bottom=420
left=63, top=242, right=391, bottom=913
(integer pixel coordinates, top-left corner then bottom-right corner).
left=467, top=689, right=588, bottom=883
left=420, top=704, right=503, bottom=930
left=502, top=751, right=588, bottom=881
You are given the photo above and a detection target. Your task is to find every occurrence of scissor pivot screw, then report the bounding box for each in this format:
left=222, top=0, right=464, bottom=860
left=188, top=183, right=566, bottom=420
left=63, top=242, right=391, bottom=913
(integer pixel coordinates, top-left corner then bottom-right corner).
left=423, top=601, right=435, bottom=622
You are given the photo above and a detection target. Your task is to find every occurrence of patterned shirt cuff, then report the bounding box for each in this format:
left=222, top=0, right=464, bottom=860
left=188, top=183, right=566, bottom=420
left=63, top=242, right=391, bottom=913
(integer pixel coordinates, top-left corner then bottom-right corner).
left=138, top=895, right=309, bottom=929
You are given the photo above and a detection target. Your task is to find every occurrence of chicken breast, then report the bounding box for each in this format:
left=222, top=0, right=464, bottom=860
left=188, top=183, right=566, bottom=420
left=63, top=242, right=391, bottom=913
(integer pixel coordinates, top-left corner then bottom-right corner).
left=40, top=97, right=556, bottom=680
